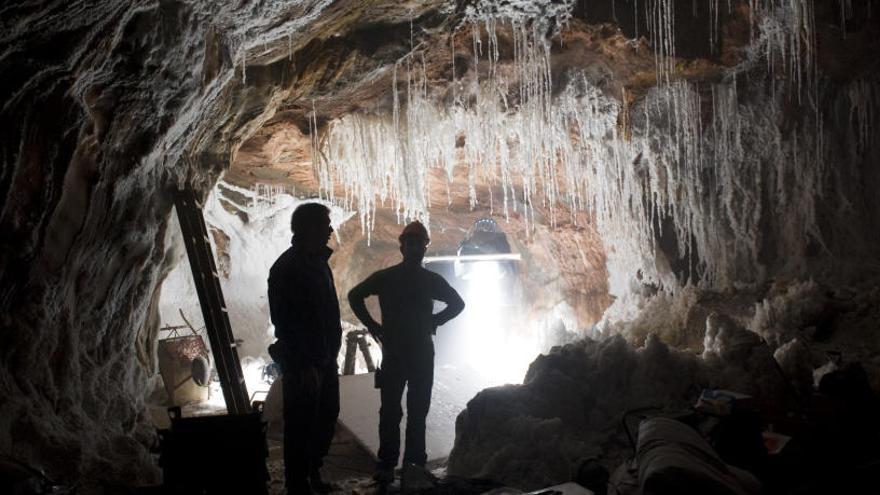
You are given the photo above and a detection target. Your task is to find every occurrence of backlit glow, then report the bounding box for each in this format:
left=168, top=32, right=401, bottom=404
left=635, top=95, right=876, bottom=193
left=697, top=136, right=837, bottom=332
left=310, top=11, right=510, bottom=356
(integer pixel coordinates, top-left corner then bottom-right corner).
left=458, top=261, right=539, bottom=385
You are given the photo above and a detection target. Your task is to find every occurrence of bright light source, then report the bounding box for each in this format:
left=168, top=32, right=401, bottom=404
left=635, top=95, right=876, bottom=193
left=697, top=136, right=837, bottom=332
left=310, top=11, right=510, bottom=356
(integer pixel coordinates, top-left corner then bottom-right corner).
left=242, top=356, right=272, bottom=402
left=457, top=261, right=540, bottom=385
left=458, top=259, right=505, bottom=281
left=202, top=356, right=272, bottom=412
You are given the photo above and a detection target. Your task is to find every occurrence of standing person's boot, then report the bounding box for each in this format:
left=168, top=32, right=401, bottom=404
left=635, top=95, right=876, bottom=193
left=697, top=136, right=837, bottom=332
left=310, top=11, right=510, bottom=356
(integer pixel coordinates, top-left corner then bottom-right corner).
left=309, top=466, right=339, bottom=494
left=372, top=463, right=395, bottom=485
left=400, top=462, right=435, bottom=492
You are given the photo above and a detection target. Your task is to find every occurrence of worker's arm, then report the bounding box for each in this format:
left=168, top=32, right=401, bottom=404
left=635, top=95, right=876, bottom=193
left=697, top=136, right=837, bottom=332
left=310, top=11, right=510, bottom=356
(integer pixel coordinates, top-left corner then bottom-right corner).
left=430, top=275, right=465, bottom=327
left=348, top=273, right=383, bottom=340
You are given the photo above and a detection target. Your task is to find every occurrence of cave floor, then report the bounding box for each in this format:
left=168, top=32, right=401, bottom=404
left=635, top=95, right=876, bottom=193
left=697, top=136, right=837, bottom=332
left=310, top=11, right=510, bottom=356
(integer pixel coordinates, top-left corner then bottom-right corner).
left=267, top=423, right=378, bottom=494
left=266, top=423, right=474, bottom=494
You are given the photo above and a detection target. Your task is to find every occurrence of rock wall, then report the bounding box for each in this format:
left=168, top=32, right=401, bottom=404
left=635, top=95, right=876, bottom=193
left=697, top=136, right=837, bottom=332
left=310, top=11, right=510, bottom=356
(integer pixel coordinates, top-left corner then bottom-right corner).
left=0, top=0, right=445, bottom=483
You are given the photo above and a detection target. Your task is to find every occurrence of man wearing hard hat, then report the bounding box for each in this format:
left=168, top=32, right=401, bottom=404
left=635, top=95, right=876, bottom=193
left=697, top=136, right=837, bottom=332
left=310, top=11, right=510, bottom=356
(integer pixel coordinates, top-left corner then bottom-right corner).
left=348, top=221, right=465, bottom=487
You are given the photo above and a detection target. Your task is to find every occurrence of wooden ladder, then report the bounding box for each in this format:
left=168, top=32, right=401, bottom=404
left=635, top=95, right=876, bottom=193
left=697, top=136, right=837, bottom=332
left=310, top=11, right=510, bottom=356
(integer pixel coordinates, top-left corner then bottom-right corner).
left=174, top=187, right=251, bottom=415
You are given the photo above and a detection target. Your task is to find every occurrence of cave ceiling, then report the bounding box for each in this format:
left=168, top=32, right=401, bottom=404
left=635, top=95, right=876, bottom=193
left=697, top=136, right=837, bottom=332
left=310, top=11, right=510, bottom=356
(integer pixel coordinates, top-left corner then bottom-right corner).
left=220, top=0, right=878, bottom=321
left=229, top=1, right=747, bottom=193
left=224, top=0, right=878, bottom=240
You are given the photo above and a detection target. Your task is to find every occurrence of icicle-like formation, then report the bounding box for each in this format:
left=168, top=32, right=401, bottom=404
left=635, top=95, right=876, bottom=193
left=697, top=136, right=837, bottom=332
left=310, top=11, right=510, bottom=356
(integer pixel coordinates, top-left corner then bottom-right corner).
left=645, top=0, right=676, bottom=85
left=462, top=0, right=575, bottom=27
left=847, top=77, right=879, bottom=154
left=838, top=0, right=853, bottom=34
left=708, top=0, right=735, bottom=54
left=310, top=3, right=879, bottom=290
left=315, top=7, right=566, bottom=229
left=634, top=0, right=820, bottom=93
left=747, top=0, right=818, bottom=101
left=253, top=183, right=286, bottom=213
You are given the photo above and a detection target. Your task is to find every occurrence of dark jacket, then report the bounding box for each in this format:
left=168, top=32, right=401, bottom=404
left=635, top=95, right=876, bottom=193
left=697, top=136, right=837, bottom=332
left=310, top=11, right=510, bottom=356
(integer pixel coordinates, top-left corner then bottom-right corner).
left=348, top=263, right=464, bottom=359
left=268, top=242, right=342, bottom=369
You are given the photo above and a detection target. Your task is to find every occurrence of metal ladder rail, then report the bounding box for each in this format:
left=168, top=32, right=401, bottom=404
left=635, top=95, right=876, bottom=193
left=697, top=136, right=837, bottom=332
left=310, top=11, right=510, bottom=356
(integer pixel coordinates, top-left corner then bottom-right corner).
left=174, top=187, right=251, bottom=415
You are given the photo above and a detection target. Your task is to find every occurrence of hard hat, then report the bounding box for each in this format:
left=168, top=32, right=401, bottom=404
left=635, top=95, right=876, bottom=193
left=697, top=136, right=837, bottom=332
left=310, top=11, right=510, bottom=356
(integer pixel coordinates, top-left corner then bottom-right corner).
left=399, top=221, right=430, bottom=245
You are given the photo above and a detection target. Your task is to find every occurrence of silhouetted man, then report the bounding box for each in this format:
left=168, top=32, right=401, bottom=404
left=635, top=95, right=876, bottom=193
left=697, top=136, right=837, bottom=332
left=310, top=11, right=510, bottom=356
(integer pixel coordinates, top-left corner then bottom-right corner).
left=267, top=203, right=341, bottom=495
left=348, top=221, right=465, bottom=485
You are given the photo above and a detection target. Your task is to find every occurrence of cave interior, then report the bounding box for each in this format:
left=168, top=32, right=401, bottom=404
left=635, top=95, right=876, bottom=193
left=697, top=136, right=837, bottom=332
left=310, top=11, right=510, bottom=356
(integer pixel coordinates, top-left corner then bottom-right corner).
left=2, top=0, right=880, bottom=494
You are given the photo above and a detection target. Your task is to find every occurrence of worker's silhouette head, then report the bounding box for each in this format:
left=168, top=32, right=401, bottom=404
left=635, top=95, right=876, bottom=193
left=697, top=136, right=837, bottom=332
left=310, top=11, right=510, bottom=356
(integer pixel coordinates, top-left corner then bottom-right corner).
left=291, top=203, right=333, bottom=253
left=399, top=221, right=429, bottom=266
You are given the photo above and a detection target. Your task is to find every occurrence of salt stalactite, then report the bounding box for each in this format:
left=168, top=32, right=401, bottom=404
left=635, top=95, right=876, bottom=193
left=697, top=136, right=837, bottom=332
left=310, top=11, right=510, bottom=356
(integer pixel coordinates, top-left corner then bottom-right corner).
left=637, top=0, right=819, bottom=95
left=645, top=0, right=676, bottom=86
left=253, top=183, right=286, bottom=214
left=847, top=78, right=878, bottom=154
left=314, top=4, right=567, bottom=231
left=310, top=0, right=878, bottom=290
left=838, top=0, right=853, bottom=34
left=708, top=0, right=735, bottom=54
left=747, top=0, right=818, bottom=102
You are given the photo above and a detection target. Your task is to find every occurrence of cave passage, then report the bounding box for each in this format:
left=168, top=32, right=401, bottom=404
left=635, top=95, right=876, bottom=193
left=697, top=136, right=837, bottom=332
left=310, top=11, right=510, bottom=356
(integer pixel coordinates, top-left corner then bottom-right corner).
left=2, top=1, right=879, bottom=494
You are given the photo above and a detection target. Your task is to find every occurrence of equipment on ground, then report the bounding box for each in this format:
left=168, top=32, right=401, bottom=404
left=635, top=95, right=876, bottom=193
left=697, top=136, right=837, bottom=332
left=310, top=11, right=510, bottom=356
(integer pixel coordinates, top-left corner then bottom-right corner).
left=158, top=405, right=269, bottom=494
left=157, top=188, right=267, bottom=494
left=343, top=329, right=377, bottom=376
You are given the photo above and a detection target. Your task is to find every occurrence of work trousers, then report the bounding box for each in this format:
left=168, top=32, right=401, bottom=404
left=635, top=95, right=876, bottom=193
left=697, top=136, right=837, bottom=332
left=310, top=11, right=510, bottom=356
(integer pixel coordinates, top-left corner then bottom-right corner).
left=377, top=354, right=434, bottom=468
left=282, top=365, right=339, bottom=489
